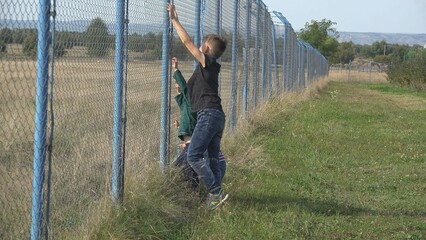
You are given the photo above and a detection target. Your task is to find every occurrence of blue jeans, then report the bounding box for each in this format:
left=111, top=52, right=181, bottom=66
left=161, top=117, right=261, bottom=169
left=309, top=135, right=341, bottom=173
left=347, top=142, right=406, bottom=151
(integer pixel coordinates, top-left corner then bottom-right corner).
left=187, top=108, right=225, bottom=194
left=204, top=151, right=227, bottom=184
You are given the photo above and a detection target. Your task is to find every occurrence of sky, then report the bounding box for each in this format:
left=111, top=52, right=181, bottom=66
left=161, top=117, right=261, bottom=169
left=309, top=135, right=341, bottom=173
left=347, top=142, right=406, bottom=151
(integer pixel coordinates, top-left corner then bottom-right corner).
left=263, top=0, right=426, bottom=34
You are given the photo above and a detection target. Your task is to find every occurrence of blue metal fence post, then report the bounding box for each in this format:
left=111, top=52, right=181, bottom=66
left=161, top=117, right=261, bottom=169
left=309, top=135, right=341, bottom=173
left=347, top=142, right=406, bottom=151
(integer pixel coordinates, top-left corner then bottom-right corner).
left=286, top=30, right=291, bottom=91
left=290, top=35, right=292, bottom=89
left=310, top=45, right=313, bottom=83
left=253, top=0, right=260, bottom=108
left=266, top=12, right=271, bottom=97
left=216, top=0, right=221, bottom=34
left=294, top=36, right=298, bottom=89
left=299, top=41, right=303, bottom=90
left=229, top=0, right=239, bottom=132
left=160, top=0, right=171, bottom=172
left=299, top=42, right=303, bottom=89
left=286, top=32, right=290, bottom=91
left=282, top=26, right=287, bottom=92
left=194, top=0, right=202, bottom=69
left=306, top=43, right=311, bottom=84
left=30, top=0, right=50, bottom=238
left=271, top=23, right=278, bottom=96
left=291, top=34, right=299, bottom=91
left=260, top=3, right=266, bottom=99
left=243, top=0, right=251, bottom=115
left=272, top=11, right=292, bottom=93
left=216, top=0, right=222, bottom=92
left=292, top=32, right=297, bottom=91
left=302, top=42, right=305, bottom=89
left=112, top=0, right=126, bottom=203
left=302, top=43, right=306, bottom=89
left=290, top=33, right=293, bottom=90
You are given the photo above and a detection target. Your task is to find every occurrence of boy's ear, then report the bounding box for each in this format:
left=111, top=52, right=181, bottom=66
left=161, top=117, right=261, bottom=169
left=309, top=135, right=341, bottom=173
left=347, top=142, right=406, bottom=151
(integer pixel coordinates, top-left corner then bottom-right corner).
left=205, top=44, right=210, bottom=53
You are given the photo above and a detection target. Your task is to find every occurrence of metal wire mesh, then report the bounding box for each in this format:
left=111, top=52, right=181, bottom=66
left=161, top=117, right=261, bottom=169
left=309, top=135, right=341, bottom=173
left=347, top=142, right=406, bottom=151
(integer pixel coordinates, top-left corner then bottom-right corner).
left=1, top=0, right=38, bottom=238
left=0, top=0, right=329, bottom=238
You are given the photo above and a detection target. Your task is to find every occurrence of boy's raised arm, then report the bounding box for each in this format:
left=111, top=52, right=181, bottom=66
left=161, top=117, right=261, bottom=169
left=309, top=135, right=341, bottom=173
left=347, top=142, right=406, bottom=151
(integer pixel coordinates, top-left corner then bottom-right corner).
left=168, top=4, right=206, bottom=67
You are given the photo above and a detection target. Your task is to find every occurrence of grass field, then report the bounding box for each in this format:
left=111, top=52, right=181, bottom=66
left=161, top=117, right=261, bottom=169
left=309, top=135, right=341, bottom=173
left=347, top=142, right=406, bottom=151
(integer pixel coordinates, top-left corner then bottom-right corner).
left=89, top=77, right=426, bottom=239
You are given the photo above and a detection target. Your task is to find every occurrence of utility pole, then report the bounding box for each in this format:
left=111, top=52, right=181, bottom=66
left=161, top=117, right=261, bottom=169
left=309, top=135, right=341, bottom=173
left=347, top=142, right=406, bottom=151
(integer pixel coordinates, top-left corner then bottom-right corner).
left=383, top=44, right=392, bottom=55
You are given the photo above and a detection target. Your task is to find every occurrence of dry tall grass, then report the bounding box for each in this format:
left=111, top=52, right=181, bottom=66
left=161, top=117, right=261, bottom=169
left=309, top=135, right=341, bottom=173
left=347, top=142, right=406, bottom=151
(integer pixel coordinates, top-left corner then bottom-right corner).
left=328, top=70, right=388, bottom=83
left=1, top=59, right=37, bottom=239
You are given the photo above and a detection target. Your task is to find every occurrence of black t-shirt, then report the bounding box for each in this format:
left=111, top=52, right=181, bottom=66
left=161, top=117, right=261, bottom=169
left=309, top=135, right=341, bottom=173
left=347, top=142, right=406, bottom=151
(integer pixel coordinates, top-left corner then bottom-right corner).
left=187, top=54, right=223, bottom=113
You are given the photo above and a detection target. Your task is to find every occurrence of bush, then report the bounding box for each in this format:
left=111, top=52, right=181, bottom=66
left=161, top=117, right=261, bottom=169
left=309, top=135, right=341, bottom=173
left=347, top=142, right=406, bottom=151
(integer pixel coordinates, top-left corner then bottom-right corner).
left=128, top=34, right=145, bottom=53
left=136, top=49, right=162, bottom=61
left=12, top=29, right=29, bottom=44
left=0, top=28, right=13, bottom=44
left=84, top=18, right=110, bottom=58
left=0, top=40, right=6, bottom=54
left=22, top=32, right=38, bottom=58
left=386, top=48, right=426, bottom=91
left=56, top=31, right=76, bottom=49
left=54, top=41, right=66, bottom=58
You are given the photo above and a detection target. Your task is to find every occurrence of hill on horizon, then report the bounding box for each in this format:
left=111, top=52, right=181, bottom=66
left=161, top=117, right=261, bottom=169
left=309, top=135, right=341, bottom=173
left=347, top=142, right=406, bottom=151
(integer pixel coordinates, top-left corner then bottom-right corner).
left=338, top=31, right=426, bottom=46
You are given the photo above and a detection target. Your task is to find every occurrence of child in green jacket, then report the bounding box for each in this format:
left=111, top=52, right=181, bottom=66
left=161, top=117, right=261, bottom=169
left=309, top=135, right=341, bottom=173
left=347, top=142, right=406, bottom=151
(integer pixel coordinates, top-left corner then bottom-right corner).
left=172, top=57, right=198, bottom=188
left=172, top=57, right=227, bottom=189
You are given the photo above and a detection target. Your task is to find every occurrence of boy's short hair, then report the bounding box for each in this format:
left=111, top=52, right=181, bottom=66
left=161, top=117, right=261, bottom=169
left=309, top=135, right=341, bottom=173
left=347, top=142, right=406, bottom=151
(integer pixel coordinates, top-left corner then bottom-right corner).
left=203, top=34, right=227, bottom=59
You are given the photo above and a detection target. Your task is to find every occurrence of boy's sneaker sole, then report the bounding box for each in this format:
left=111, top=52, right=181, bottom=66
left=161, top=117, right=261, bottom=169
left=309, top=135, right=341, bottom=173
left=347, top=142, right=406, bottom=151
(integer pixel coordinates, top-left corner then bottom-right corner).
left=208, top=191, right=229, bottom=210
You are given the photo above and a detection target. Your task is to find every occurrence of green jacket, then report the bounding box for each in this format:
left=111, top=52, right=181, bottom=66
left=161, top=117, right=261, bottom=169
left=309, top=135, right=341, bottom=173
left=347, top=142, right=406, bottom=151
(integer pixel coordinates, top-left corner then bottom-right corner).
left=174, top=70, right=197, bottom=141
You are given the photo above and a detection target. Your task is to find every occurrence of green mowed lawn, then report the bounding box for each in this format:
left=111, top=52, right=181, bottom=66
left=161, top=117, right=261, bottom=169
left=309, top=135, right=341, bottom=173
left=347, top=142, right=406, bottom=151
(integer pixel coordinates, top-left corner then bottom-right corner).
left=92, top=81, right=426, bottom=239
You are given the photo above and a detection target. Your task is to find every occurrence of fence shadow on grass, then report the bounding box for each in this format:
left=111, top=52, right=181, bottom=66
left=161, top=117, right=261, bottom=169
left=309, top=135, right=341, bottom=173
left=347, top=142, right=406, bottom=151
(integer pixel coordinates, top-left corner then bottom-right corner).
left=234, top=193, right=426, bottom=218
left=234, top=193, right=367, bottom=216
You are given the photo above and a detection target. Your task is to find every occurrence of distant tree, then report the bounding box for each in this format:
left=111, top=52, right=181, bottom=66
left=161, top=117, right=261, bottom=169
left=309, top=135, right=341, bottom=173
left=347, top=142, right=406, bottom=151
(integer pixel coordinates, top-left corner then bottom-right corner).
left=0, top=28, right=13, bottom=44
left=85, top=18, right=110, bottom=57
left=332, top=41, right=355, bottom=64
left=149, top=32, right=163, bottom=60
left=12, top=29, right=27, bottom=44
left=389, top=44, right=410, bottom=62
left=22, top=31, right=38, bottom=58
left=172, top=36, right=190, bottom=60
left=354, top=41, right=416, bottom=64
left=218, top=30, right=238, bottom=62
left=56, top=31, right=77, bottom=49
left=352, top=44, right=361, bottom=56
left=143, top=32, right=162, bottom=54
left=53, top=41, right=66, bottom=58
left=0, top=39, right=6, bottom=54
left=298, top=19, right=339, bottom=62
left=368, top=41, right=410, bottom=64
left=61, top=31, right=84, bottom=47
left=356, top=44, right=373, bottom=58
left=373, top=54, right=393, bottom=64
left=370, top=40, right=388, bottom=56
left=128, top=33, right=145, bottom=52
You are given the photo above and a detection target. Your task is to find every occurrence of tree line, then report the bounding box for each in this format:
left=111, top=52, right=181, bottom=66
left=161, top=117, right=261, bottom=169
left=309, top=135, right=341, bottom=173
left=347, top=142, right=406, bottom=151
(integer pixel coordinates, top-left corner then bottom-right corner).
left=298, top=19, right=424, bottom=65
left=0, top=17, right=422, bottom=65
left=0, top=18, right=239, bottom=60
left=298, top=19, right=425, bottom=91
left=0, top=18, right=160, bottom=59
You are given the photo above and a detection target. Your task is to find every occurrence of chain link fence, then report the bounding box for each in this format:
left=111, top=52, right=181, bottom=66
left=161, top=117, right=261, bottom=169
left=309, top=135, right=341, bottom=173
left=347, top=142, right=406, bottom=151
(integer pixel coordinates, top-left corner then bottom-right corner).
left=329, top=61, right=388, bottom=82
left=0, top=0, right=329, bottom=238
